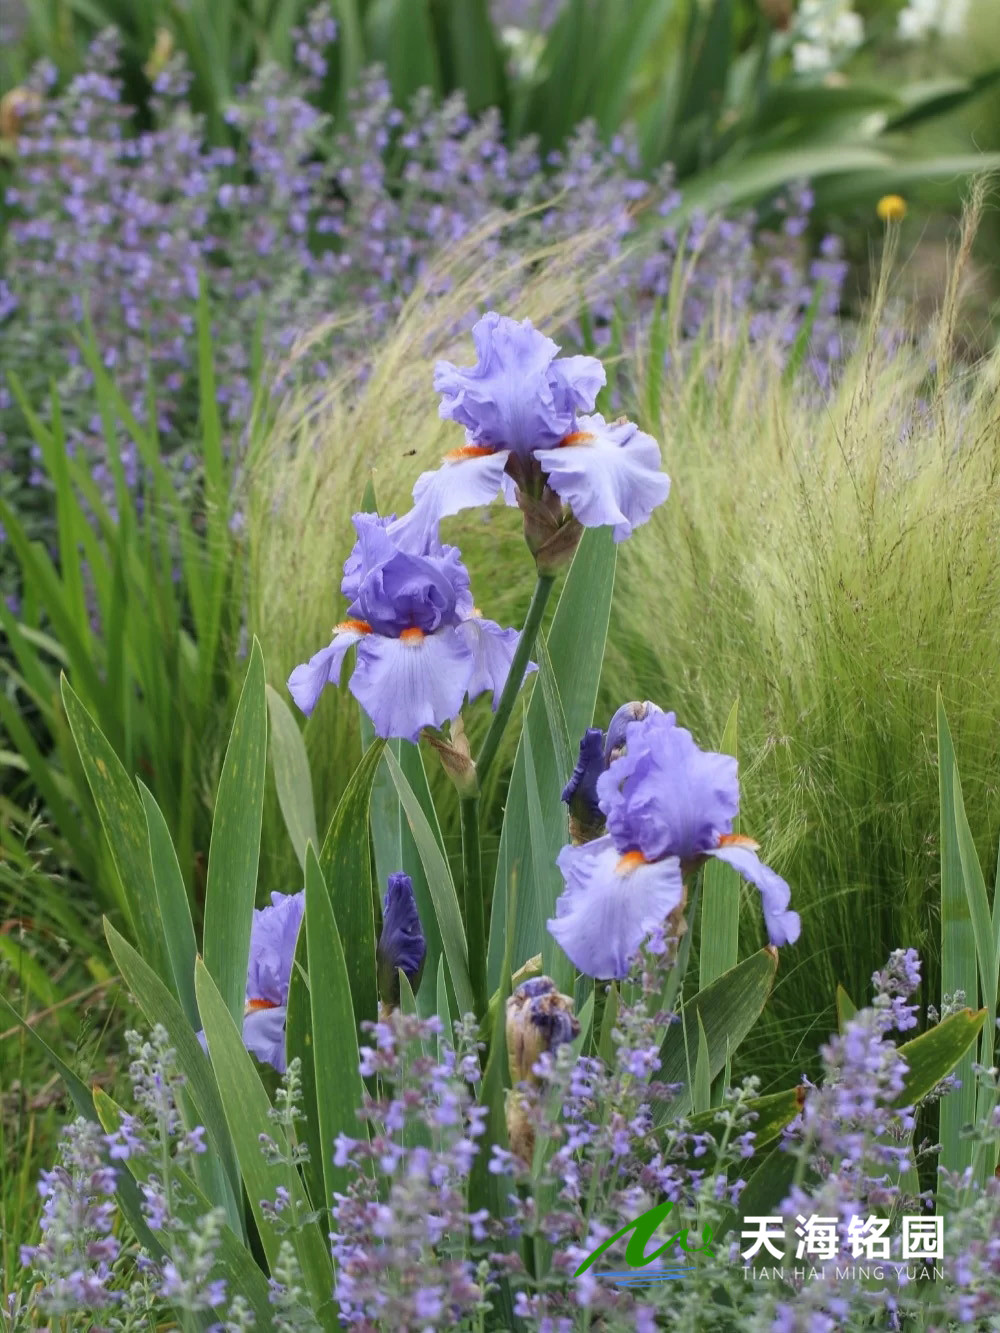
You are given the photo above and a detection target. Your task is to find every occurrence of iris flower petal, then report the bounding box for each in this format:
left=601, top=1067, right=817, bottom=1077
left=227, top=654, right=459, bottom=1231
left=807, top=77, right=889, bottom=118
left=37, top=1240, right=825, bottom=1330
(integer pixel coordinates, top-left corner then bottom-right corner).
left=246, top=890, right=305, bottom=1008
left=458, top=615, right=534, bottom=710
left=597, top=710, right=739, bottom=862
left=287, top=629, right=365, bottom=716
left=534, top=413, right=671, bottom=542
left=391, top=447, right=512, bottom=550
left=350, top=627, right=473, bottom=742
left=433, top=312, right=604, bottom=459
left=242, top=1006, right=288, bottom=1074
left=547, top=837, right=684, bottom=979
left=709, top=842, right=802, bottom=947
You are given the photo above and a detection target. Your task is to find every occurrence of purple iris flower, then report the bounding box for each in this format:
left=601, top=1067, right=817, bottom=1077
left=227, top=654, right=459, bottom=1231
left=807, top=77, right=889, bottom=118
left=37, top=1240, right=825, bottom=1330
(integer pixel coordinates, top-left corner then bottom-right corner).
left=287, top=512, right=531, bottom=742
left=376, top=872, right=427, bottom=1007
left=392, top=313, right=669, bottom=547
left=196, top=890, right=304, bottom=1073
left=548, top=711, right=800, bottom=979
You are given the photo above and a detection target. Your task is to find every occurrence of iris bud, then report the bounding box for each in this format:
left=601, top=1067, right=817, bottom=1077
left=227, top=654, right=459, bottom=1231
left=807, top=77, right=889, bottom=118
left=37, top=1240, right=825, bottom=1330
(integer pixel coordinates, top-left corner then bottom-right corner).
left=562, top=728, right=606, bottom=845
left=376, top=873, right=427, bottom=1011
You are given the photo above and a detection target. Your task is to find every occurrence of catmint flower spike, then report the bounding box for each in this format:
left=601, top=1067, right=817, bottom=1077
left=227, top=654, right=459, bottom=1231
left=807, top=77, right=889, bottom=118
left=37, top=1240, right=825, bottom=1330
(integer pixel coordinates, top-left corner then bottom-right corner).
left=377, top=873, right=427, bottom=1011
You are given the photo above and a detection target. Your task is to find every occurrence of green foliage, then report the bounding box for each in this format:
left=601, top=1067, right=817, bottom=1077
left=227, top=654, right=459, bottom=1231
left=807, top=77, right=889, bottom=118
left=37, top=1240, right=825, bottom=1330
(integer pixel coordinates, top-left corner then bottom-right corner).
left=937, top=694, right=999, bottom=1182
left=0, top=322, right=245, bottom=956
left=4, top=0, right=996, bottom=218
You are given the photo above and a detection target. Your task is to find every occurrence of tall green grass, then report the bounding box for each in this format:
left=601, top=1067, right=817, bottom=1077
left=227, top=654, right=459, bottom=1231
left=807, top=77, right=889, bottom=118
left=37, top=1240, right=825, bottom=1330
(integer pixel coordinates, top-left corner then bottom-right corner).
left=248, top=205, right=1000, bottom=1083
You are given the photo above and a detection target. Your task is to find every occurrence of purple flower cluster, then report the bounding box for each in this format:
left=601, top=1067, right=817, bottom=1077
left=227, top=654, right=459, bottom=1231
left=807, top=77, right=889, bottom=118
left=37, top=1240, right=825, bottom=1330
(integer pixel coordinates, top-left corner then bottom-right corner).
left=19, top=1118, right=121, bottom=1315
left=549, top=707, right=801, bottom=978
left=492, top=946, right=757, bottom=1325
left=329, top=1011, right=489, bottom=1329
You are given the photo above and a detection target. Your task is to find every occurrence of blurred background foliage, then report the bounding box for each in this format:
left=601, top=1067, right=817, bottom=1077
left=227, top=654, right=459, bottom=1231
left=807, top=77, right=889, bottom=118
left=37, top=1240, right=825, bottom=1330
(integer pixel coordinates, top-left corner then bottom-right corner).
left=3, top=0, right=999, bottom=217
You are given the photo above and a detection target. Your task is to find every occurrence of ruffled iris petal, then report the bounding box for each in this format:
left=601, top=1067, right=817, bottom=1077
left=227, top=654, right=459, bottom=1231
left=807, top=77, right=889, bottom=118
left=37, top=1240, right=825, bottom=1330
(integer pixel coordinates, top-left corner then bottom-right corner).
left=458, top=615, right=534, bottom=710
left=597, top=710, right=739, bottom=862
left=242, top=1006, right=288, bottom=1074
left=709, top=843, right=801, bottom=947
left=534, top=413, right=671, bottom=542
left=433, top=312, right=604, bottom=459
left=287, top=629, right=365, bottom=716
left=246, top=890, right=305, bottom=1008
left=391, top=447, right=512, bottom=550
left=350, top=627, right=473, bottom=742
left=547, top=837, right=684, bottom=979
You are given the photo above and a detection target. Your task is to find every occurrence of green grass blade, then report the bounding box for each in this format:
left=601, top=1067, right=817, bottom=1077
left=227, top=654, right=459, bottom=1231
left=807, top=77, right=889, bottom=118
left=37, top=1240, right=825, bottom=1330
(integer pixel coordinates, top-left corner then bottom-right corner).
left=937, top=690, right=979, bottom=1173
left=203, top=639, right=268, bottom=1026
left=488, top=528, right=616, bottom=987
left=284, top=930, right=325, bottom=1214
left=318, top=738, right=385, bottom=1034
left=138, top=781, right=199, bottom=1028
left=657, top=947, right=778, bottom=1119
left=524, top=724, right=570, bottom=995
left=266, top=684, right=319, bottom=875
left=535, top=631, right=574, bottom=788
left=835, top=984, right=858, bottom=1032
left=384, top=747, right=475, bottom=1018
left=194, top=959, right=336, bottom=1327
left=61, top=676, right=165, bottom=973
left=304, top=843, right=369, bottom=1217
left=895, top=1007, right=986, bottom=1108
left=699, top=697, right=740, bottom=992
left=693, top=1013, right=713, bottom=1115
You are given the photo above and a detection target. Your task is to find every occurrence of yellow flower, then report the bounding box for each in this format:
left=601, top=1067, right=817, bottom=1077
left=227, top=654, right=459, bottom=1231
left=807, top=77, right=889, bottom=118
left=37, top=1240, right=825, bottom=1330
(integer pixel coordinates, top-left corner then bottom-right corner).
left=877, top=194, right=907, bottom=224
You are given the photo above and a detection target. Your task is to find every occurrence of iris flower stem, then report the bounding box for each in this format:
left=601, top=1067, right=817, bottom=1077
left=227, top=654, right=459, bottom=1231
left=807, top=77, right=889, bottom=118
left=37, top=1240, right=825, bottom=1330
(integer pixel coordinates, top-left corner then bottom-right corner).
left=475, top=572, right=555, bottom=786
left=460, top=794, right=487, bottom=1018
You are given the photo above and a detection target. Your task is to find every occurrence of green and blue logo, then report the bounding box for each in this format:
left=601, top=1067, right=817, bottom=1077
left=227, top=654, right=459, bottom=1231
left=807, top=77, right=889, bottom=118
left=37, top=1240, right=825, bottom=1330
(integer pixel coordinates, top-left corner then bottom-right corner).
left=574, top=1200, right=716, bottom=1288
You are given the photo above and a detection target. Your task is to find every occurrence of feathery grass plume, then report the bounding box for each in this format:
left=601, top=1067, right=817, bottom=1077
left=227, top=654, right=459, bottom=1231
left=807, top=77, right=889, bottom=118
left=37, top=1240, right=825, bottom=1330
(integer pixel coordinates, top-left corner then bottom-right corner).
left=616, top=199, right=1000, bottom=1084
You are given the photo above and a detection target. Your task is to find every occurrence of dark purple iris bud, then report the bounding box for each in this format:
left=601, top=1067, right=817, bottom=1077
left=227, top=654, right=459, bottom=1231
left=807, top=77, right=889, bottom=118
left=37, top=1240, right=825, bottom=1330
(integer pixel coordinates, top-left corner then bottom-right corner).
left=561, top=727, right=606, bottom=838
left=376, top=873, right=427, bottom=1009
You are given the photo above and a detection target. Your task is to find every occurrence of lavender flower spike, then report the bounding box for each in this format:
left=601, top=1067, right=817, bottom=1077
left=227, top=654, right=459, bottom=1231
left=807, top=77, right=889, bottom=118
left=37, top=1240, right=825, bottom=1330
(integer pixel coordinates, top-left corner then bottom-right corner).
left=377, top=873, right=427, bottom=1009
left=288, top=512, right=530, bottom=742
left=393, top=313, right=669, bottom=548
left=548, top=710, right=800, bottom=977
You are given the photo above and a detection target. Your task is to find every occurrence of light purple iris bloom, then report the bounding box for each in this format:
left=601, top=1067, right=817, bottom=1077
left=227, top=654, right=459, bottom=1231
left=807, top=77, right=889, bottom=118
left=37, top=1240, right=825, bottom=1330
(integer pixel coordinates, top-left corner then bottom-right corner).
left=196, top=890, right=304, bottom=1073
left=287, top=512, right=530, bottom=742
left=548, top=711, right=800, bottom=979
left=392, top=313, right=669, bottom=547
